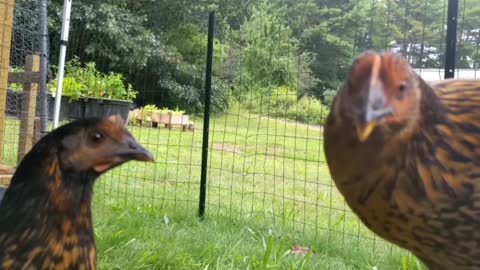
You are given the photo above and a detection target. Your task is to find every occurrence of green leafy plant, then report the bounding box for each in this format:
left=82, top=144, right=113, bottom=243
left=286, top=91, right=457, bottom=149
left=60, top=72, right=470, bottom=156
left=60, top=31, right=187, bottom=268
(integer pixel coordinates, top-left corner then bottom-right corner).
left=48, top=57, right=138, bottom=102
left=8, top=83, right=23, bottom=92
left=141, top=104, right=161, bottom=120
left=172, top=107, right=185, bottom=115
left=49, top=77, right=83, bottom=101
left=158, top=107, right=185, bottom=115
left=8, top=67, right=25, bottom=92
left=159, top=107, right=170, bottom=115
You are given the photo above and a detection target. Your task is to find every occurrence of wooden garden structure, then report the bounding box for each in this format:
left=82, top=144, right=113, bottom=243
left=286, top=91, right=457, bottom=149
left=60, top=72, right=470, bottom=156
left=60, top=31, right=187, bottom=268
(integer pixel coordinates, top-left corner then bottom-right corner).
left=0, top=0, right=43, bottom=186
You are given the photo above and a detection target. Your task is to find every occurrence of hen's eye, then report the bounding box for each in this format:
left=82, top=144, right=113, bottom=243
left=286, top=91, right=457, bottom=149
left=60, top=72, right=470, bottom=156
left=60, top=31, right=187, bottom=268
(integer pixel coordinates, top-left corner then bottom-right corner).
left=399, top=82, right=407, bottom=92
left=91, top=132, right=104, bottom=143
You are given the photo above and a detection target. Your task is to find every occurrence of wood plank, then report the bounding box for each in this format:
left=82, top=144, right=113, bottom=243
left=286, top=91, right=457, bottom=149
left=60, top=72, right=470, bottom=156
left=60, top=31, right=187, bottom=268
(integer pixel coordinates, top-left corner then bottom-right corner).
left=33, top=117, right=41, bottom=144
left=0, top=162, right=15, bottom=186
left=17, top=55, right=40, bottom=163
left=0, top=0, right=16, bottom=161
left=8, top=71, right=41, bottom=84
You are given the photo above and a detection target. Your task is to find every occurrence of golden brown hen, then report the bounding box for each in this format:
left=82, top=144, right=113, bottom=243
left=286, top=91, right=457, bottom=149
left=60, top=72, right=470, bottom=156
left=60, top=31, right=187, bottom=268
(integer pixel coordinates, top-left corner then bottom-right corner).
left=324, top=51, right=480, bottom=270
left=0, top=115, right=154, bottom=269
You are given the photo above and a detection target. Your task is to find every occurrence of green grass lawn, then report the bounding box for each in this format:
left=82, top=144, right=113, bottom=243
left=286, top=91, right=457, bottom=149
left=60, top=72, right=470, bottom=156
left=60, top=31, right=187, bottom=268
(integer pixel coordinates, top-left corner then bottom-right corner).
left=2, top=109, right=426, bottom=270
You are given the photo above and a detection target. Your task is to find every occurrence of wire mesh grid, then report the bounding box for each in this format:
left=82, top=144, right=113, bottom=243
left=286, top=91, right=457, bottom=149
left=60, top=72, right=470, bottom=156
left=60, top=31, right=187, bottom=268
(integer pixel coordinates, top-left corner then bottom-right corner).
left=2, top=0, right=46, bottom=167
left=202, top=2, right=412, bottom=266
left=2, top=0, right=480, bottom=268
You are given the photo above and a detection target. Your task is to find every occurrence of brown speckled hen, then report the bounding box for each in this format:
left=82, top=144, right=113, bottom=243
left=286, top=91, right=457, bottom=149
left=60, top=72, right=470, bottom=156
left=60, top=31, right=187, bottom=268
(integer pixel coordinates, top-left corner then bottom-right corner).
left=0, top=115, right=154, bottom=269
left=324, top=51, right=480, bottom=270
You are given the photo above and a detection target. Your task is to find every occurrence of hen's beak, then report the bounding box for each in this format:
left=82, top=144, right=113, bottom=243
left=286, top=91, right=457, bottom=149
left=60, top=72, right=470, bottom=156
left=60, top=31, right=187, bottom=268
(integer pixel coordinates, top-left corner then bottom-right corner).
left=357, top=85, right=393, bottom=142
left=117, top=137, right=155, bottom=162
left=357, top=121, right=378, bottom=142
left=93, top=137, right=154, bottom=173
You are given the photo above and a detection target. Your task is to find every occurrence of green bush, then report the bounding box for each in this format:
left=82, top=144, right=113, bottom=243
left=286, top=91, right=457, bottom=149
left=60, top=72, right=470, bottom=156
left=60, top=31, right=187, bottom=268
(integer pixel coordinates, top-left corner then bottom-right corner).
left=48, top=57, right=138, bottom=101
left=243, top=85, right=297, bottom=117
left=270, top=85, right=297, bottom=114
left=286, top=96, right=329, bottom=125
left=239, top=86, right=329, bottom=126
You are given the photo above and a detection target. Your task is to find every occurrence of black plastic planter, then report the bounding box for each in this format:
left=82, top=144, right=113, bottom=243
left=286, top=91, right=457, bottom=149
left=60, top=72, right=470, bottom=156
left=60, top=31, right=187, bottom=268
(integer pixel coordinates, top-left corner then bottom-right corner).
left=102, top=99, right=132, bottom=122
left=49, top=96, right=132, bottom=122
left=48, top=95, right=83, bottom=121
left=83, top=98, right=132, bottom=122
left=83, top=98, right=104, bottom=119
left=7, top=91, right=132, bottom=123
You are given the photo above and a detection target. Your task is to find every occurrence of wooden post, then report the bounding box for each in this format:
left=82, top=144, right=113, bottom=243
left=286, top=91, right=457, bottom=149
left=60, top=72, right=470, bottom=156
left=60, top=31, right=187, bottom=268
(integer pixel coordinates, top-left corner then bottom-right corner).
left=17, top=55, right=40, bottom=163
left=0, top=0, right=16, bottom=161
left=33, top=117, right=41, bottom=144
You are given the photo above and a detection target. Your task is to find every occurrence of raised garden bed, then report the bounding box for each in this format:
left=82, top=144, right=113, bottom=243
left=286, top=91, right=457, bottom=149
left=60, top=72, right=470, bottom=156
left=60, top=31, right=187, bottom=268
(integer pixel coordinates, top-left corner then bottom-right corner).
left=129, top=108, right=194, bottom=131
left=152, top=112, right=193, bottom=131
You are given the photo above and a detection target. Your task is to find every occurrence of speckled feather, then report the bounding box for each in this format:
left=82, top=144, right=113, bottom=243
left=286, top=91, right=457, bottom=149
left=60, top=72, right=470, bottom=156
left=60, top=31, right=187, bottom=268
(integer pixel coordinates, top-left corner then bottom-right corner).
left=0, top=160, right=96, bottom=269
left=0, top=116, right=153, bottom=270
left=325, top=52, right=480, bottom=270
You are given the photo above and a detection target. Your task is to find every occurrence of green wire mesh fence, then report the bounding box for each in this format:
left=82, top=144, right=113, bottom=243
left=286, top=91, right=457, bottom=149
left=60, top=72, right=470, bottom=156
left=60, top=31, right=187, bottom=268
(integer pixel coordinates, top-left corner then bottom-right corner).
left=2, top=0, right=480, bottom=268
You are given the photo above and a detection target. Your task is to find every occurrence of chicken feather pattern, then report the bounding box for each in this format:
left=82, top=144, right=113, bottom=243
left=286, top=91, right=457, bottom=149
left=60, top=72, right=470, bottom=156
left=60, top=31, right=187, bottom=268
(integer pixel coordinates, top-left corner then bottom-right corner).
left=325, top=52, right=480, bottom=270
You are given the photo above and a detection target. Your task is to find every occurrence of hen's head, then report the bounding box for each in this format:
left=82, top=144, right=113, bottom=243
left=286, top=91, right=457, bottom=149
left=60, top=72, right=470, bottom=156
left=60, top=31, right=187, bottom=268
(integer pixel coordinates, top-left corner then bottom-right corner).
left=24, top=115, right=154, bottom=178
left=3, top=115, right=154, bottom=211
left=54, top=115, right=154, bottom=174
left=333, top=51, right=421, bottom=142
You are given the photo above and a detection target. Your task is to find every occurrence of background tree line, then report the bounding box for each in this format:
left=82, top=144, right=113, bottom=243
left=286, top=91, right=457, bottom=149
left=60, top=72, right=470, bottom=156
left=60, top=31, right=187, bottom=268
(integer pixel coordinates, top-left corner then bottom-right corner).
left=18, top=0, right=480, bottom=119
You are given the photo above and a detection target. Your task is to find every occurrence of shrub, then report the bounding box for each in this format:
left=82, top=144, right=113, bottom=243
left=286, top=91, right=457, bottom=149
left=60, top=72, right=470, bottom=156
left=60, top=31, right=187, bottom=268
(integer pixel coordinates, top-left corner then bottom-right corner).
left=235, top=86, right=330, bottom=126
left=243, top=85, right=297, bottom=117
left=286, top=96, right=329, bottom=125
left=270, top=85, right=297, bottom=115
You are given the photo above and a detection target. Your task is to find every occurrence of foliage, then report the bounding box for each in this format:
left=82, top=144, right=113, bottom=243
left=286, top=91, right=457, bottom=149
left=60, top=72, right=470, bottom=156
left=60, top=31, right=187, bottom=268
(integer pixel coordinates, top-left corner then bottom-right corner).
left=48, top=58, right=138, bottom=101
left=47, top=0, right=230, bottom=113
left=45, top=0, right=480, bottom=120
left=138, top=104, right=187, bottom=122
left=8, top=67, right=24, bottom=92
left=271, top=86, right=298, bottom=112
left=244, top=85, right=329, bottom=126
left=286, top=96, right=330, bottom=125
left=234, top=2, right=306, bottom=93
left=8, top=84, right=23, bottom=93
left=140, top=104, right=161, bottom=120
left=49, top=77, right=83, bottom=100
left=322, top=89, right=338, bottom=108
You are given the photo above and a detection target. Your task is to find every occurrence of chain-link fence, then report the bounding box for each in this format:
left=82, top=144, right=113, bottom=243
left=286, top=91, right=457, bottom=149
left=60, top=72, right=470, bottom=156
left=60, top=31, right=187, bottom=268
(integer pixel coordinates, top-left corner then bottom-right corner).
left=2, top=0, right=480, bottom=268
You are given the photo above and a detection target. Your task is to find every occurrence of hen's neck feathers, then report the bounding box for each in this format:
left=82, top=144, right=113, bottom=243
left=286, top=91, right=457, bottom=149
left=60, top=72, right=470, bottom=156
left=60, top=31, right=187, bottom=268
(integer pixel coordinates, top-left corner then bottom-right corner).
left=417, top=77, right=447, bottom=126
left=0, top=140, right=96, bottom=219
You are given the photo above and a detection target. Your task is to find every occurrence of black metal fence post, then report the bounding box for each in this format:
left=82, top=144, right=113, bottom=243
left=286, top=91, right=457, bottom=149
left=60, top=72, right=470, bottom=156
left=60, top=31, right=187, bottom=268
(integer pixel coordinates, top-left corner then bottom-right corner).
left=199, top=11, right=215, bottom=219
left=444, top=0, right=459, bottom=79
